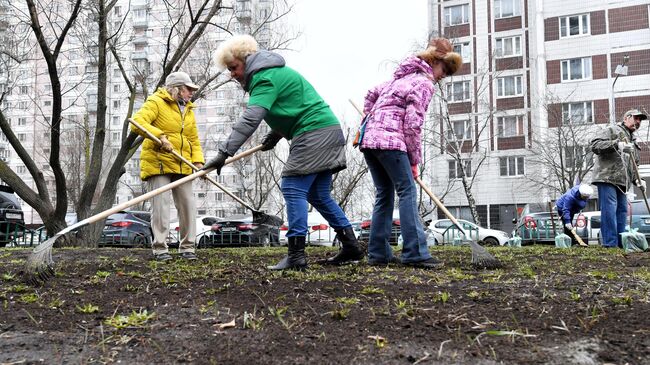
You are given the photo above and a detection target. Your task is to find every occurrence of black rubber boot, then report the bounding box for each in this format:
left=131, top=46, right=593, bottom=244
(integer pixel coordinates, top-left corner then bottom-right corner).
left=268, top=236, right=307, bottom=271
left=318, top=226, right=364, bottom=265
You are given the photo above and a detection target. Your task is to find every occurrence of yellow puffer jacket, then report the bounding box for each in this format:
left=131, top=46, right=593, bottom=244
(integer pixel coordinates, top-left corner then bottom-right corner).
left=131, top=88, right=205, bottom=180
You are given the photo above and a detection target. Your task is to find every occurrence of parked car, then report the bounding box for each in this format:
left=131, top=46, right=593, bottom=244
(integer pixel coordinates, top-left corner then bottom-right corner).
left=511, top=211, right=563, bottom=244
left=358, top=210, right=401, bottom=246
left=279, top=211, right=339, bottom=247
left=574, top=211, right=601, bottom=245
left=167, top=215, right=221, bottom=248
left=628, top=200, right=650, bottom=239
left=0, top=185, right=25, bottom=247
left=428, top=219, right=510, bottom=246
left=99, top=211, right=153, bottom=248
left=198, top=214, right=280, bottom=247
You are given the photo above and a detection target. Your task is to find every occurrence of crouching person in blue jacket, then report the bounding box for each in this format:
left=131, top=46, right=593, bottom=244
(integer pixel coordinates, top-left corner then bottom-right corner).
left=555, top=184, right=593, bottom=246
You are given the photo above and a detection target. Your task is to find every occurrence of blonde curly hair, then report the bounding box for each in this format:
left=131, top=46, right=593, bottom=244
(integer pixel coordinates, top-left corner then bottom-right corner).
left=215, top=34, right=258, bottom=69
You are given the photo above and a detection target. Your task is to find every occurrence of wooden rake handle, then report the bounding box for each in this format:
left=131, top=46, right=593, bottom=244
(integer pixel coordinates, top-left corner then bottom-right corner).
left=415, top=177, right=470, bottom=238
left=128, top=118, right=257, bottom=211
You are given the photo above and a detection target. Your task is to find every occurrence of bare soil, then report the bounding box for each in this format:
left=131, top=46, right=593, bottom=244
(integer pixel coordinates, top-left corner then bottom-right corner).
left=1, top=245, right=649, bottom=364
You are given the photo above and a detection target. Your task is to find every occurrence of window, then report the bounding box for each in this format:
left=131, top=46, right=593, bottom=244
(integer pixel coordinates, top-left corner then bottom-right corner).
left=198, top=209, right=207, bottom=215
left=495, top=36, right=521, bottom=58
left=449, top=160, right=472, bottom=179
left=113, top=100, right=120, bottom=109
left=133, top=9, right=147, bottom=19
left=0, top=149, right=9, bottom=161
left=44, top=100, right=51, bottom=106
left=559, top=14, right=589, bottom=38
left=444, top=4, right=470, bottom=26
left=198, top=193, right=206, bottom=198
left=43, top=131, right=50, bottom=138
left=497, top=75, right=523, bottom=97
left=17, top=133, right=26, bottom=142
left=17, top=118, right=26, bottom=126
left=497, top=115, right=523, bottom=137
left=447, top=120, right=472, bottom=140
left=19, top=86, right=28, bottom=94
left=453, top=42, right=471, bottom=63
left=499, top=156, right=525, bottom=176
left=113, top=69, right=121, bottom=77
left=18, top=101, right=29, bottom=109
left=561, top=57, right=592, bottom=82
left=114, top=6, right=121, bottom=16
left=111, top=132, right=120, bottom=141
left=564, top=146, right=590, bottom=170
left=216, top=192, right=224, bottom=201
left=494, top=0, right=520, bottom=18
left=562, top=101, right=593, bottom=124
left=112, top=116, right=120, bottom=125
left=113, top=84, right=120, bottom=92
left=17, top=165, right=26, bottom=174
left=446, top=80, right=471, bottom=102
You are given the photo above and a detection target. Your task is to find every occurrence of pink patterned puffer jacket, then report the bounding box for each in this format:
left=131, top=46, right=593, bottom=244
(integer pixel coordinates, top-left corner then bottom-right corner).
left=360, top=56, right=435, bottom=165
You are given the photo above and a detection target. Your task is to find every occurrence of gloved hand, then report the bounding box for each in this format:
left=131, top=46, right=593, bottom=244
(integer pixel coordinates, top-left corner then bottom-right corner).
left=261, top=132, right=282, bottom=151
left=564, top=223, right=573, bottom=231
left=617, top=141, right=634, bottom=154
left=202, top=151, right=228, bottom=175
left=637, top=179, right=647, bottom=192
left=411, top=165, right=419, bottom=179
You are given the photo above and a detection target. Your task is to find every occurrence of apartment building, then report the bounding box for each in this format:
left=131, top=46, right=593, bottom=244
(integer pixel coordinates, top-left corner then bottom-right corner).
left=426, top=0, right=650, bottom=232
left=0, top=0, right=277, bottom=225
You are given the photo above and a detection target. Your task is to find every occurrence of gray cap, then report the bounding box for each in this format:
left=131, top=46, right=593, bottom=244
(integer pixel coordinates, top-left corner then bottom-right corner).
left=165, top=71, right=199, bottom=90
left=624, top=109, right=648, bottom=120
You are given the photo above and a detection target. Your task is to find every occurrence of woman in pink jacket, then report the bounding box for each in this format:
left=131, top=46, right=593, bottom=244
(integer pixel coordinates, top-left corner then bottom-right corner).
left=360, top=38, right=461, bottom=268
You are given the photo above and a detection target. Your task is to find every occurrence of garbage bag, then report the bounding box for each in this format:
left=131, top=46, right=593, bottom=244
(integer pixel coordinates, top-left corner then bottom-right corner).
left=507, top=236, right=522, bottom=248
left=555, top=233, right=572, bottom=248
left=621, top=228, right=649, bottom=253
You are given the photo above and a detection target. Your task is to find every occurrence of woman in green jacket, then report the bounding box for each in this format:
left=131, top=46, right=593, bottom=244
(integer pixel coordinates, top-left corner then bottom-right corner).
left=204, top=35, right=363, bottom=270
left=131, top=72, right=205, bottom=261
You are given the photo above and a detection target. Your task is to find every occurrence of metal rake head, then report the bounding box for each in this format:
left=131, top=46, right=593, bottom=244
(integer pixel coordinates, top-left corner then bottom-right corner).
left=469, top=240, right=503, bottom=270
left=22, top=234, right=58, bottom=285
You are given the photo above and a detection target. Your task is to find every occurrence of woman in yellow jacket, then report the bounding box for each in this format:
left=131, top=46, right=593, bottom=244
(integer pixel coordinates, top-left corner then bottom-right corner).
left=131, top=72, right=205, bottom=261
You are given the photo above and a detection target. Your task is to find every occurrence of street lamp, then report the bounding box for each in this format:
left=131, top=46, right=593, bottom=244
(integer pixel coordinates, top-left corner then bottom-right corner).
left=610, top=55, right=630, bottom=124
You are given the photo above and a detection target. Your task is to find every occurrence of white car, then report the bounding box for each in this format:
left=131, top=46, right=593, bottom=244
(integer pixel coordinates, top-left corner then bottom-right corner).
left=428, top=219, right=510, bottom=246
left=279, top=211, right=338, bottom=247
left=168, top=215, right=221, bottom=246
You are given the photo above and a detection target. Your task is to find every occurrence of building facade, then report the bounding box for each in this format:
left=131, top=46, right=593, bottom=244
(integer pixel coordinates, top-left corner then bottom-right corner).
left=0, top=0, right=280, bottom=225
left=426, top=0, right=650, bottom=232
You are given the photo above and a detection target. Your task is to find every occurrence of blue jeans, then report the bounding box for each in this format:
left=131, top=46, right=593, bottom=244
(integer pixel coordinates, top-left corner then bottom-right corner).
left=596, top=183, right=627, bottom=248
left=363, top=149, right=431, bottom=263
left=281, top=171, right=350, bottom=238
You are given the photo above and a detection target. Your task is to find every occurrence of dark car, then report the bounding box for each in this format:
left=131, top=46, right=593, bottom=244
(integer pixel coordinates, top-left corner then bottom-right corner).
left=0, top=185, right=25, bottom=247
left=198, top=214, right=280, bottom=248
left=358, top=214, right=401, bottom=245
left=99, top=211, right=153, bottom=248
left=511, top=211, right=563, bottom=244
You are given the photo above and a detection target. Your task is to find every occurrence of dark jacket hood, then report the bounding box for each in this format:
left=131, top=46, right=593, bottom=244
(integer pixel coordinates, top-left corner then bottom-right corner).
left=243, top=50, right=286, bottom=91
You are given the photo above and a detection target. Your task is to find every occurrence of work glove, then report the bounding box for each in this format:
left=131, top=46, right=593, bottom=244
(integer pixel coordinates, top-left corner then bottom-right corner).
left=202, top=151, right=228, bottom=175
left=411, top=165, right=419, bottom=179
left=564, top=223, right=573, bottom=231
left=617, top=141, right=634, bottom=154
left=260, top=132, right=282, bottom=151
left=637, top=179, right=647, bottom=192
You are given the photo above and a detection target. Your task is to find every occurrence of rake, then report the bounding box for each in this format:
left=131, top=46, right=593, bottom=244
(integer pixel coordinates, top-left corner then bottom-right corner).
left=23, top=144, right=263, bottom=285
left=129, top=118, right=283, bottom=227
left=416, top=177, right=502, bottom=269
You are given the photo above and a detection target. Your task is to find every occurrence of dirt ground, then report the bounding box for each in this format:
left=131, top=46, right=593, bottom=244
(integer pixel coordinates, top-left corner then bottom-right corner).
left=1, top=244, right=649, bottom=365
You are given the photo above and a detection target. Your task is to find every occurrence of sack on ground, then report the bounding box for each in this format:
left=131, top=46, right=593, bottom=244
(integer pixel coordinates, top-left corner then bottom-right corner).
left=352, top=114, right=370, bottom=148
left=621, top=228, right=649, bottom=253
left=507, top=236, right=522, bottom=248
left=554, top=233, right=572, bottom=248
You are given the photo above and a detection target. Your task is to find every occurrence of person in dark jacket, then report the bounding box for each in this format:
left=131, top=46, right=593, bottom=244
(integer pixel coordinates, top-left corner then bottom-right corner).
left=555, top=184, right=593, bottom=245
left=203, top=34, right=363, bottom=270
left=590, top=109, right=647, bottom=248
